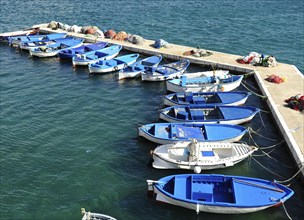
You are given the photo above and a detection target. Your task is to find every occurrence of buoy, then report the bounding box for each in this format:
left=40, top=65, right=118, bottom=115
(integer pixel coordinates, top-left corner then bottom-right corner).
left=81, top=208, right=85, bottom=215
left=194, top=166, right=201, bottom=173
left=149, top=149, right=154, bottom=156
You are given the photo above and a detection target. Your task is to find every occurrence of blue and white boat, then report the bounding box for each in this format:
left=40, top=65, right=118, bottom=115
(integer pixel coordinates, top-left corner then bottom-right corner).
left=166, top=74, right=243, bottom=93
left=29, top=38, right=84, bottom=58
left=117, top=55, right=163, bottom=80
left=151, top=139, right=257, bottom=171
left=147, top=174, right=294, bottom=214
left=57, top=41, right=108, bottom=59
left=0, top=29, right=39, bottom=43
left=72, top=44, right=122, bottom=66
left=141, top=60, right=190, bottom=81
left=88, top=53, right=140, bottom=74
left=182, top=70, right=229, bottom=78
left=163, top=91, right=251, bottom=106
left=19, top=37, right=73, bottom=51
left=159, top=105, right=260, bottom=125
left=138, top=123, right=248, bottom=144
left=9, top=32, right=67, bottom=47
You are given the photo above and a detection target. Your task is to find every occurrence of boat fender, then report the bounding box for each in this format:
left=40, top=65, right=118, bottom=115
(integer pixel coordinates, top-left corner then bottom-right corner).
left=114, top=66, right=118, bottom=71
left=194, top=166, right=201, bottom=174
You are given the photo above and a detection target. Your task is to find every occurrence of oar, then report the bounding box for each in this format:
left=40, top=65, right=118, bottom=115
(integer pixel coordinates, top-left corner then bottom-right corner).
left=233, top=178, right=284, bottom=193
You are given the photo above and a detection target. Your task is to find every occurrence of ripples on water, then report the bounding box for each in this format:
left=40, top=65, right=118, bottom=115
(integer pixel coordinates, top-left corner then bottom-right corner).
left=0, top=1, right=303, bottom=220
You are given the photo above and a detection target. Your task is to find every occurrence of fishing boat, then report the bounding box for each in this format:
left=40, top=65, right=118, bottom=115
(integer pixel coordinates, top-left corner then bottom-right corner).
left=19, top=37, right=73, bottom=51
left=117, top=55, right=162, bottom=80
left=151, top=139, right=257, bottom=172
left=0, top=28, right=39, bottom=43
left=166, top=74, right=243, bottom=93
left=163, top=91, right=251, bottom=106
left=9, top=32, right=67, bottom=47
left=141, top=60, right=190, bottom=81
left=81, top=208, right=117, bottom=220
left=138, top=123, right=247, bottom=144
left=88, top=53, right=139, bottom=74
left=183, top=70, right=229, bottom=78
left=57, top=41, right=108, bottom=59
left=159, top=105, right=260, bottom=125
left=29, top=38, right=84, bottom=58
left=72, top=44, right=122, bottom=66
left=147, top=174, right=294, bottom=214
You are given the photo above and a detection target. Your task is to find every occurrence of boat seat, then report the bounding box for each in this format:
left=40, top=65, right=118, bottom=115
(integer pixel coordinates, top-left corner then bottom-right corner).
left=174, top=176, right=191, bottom=199
left=192, top=181, right=213, bottom=202
left=141, top=60, right=155, bottom=66
left=106, top=59, right=117, bottom=66
left=193, top=96, right=206, bottom=104
left=184, top=92, right=193, bottom=102
left=132, top=65, right=143, bottom=71
left=177, top=111, right=188, bottom=120
left=190, top=110, right=204, bottom=120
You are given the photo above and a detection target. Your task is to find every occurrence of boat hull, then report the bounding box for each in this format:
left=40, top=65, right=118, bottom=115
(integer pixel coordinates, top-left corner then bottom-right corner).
left=166, top=75, right=243, bottom=93
left=89, top=59, right=137, bottom=74
left=152, top=142, right=257, bottom=171
left=147, top=174, right=294, bottom=214
left=73, top=52, right=119, bottom=66
left=138, top=123, right=247, bottom=144
left=151, top=186, right=277, bottom=214
left=141, top=71, right=183, bottom=81
left=29, top=41, right=83, bottom=58
left=163, top=91, right=250, bottom=106
left=159, top=105, right=260, bottom=125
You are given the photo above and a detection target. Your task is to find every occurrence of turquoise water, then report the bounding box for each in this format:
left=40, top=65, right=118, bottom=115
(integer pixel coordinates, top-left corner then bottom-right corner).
left=0, top=1, right=303, bottom=220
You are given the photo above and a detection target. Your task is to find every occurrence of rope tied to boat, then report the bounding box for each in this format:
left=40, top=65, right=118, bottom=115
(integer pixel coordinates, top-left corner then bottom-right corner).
left=248, top=130, right=293, bottom=169
left=247, top=127, right=279, bottom=142
left=241, top=80, right=267, bottom=99
left=281, top=199, right=293, bottom=220
left=275, top=163, right=304, bottom=184
left=250, top=155, right=284, bottom=178
left=243, top=71, right=255, bottom=78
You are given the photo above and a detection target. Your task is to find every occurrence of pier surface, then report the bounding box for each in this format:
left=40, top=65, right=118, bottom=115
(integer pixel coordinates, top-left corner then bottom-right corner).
left=2, top=24, right=303, bottom=177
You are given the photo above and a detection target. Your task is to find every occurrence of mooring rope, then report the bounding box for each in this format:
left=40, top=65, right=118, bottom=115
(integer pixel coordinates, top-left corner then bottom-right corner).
left=248, top=130, right=293, bottom=168
left=275, top=163, right=304, bottom=184
left=258, top=111, right=266, bottom=128
left=248, top=128, right=286, bottom=149
left=281, top=201, right=292, bottom=220
left=241, top=81, right=267, bottom=99
left=243, top=71, right=255, bottom=78
left=248, top=127, right=278, bottom=142
left=250, top=156, right=284, bottom=178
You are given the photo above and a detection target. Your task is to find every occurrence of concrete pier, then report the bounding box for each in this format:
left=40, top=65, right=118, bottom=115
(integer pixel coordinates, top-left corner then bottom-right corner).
left=2, top=23, right=303, bottom=177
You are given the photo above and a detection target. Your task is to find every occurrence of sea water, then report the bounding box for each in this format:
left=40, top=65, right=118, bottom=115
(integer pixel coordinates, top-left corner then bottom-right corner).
left=0, top=1, right=303, bottom=220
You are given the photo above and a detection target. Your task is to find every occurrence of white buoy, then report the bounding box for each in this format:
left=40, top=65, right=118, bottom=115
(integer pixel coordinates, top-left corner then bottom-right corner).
left=194, top=166, right=201, bottom=174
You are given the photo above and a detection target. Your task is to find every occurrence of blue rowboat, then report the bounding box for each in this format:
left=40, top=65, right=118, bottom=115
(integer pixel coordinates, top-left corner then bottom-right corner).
left=163, top=91, right=251, bottom=106
left=159, top=105, right=260, bottom=125
left=9, top=32, right=67, bottom=47
left=88, top=54, right=140, bottom=74
left=147, top=174, right=294, bottom=214
left=19, top=37, right=75, bottom=51
left=166, top=74, right=243, bottom=93
left=29, top=38, right=84, bottom=58
left=141, top=59, right=190, bottom=81
left=58, top=41, right=108, bottom=59
left=138, top=122, right=247, bottom=144
left=72, top=44, right=122, bottom=66
left=117, top=55, right=162, bottom=80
